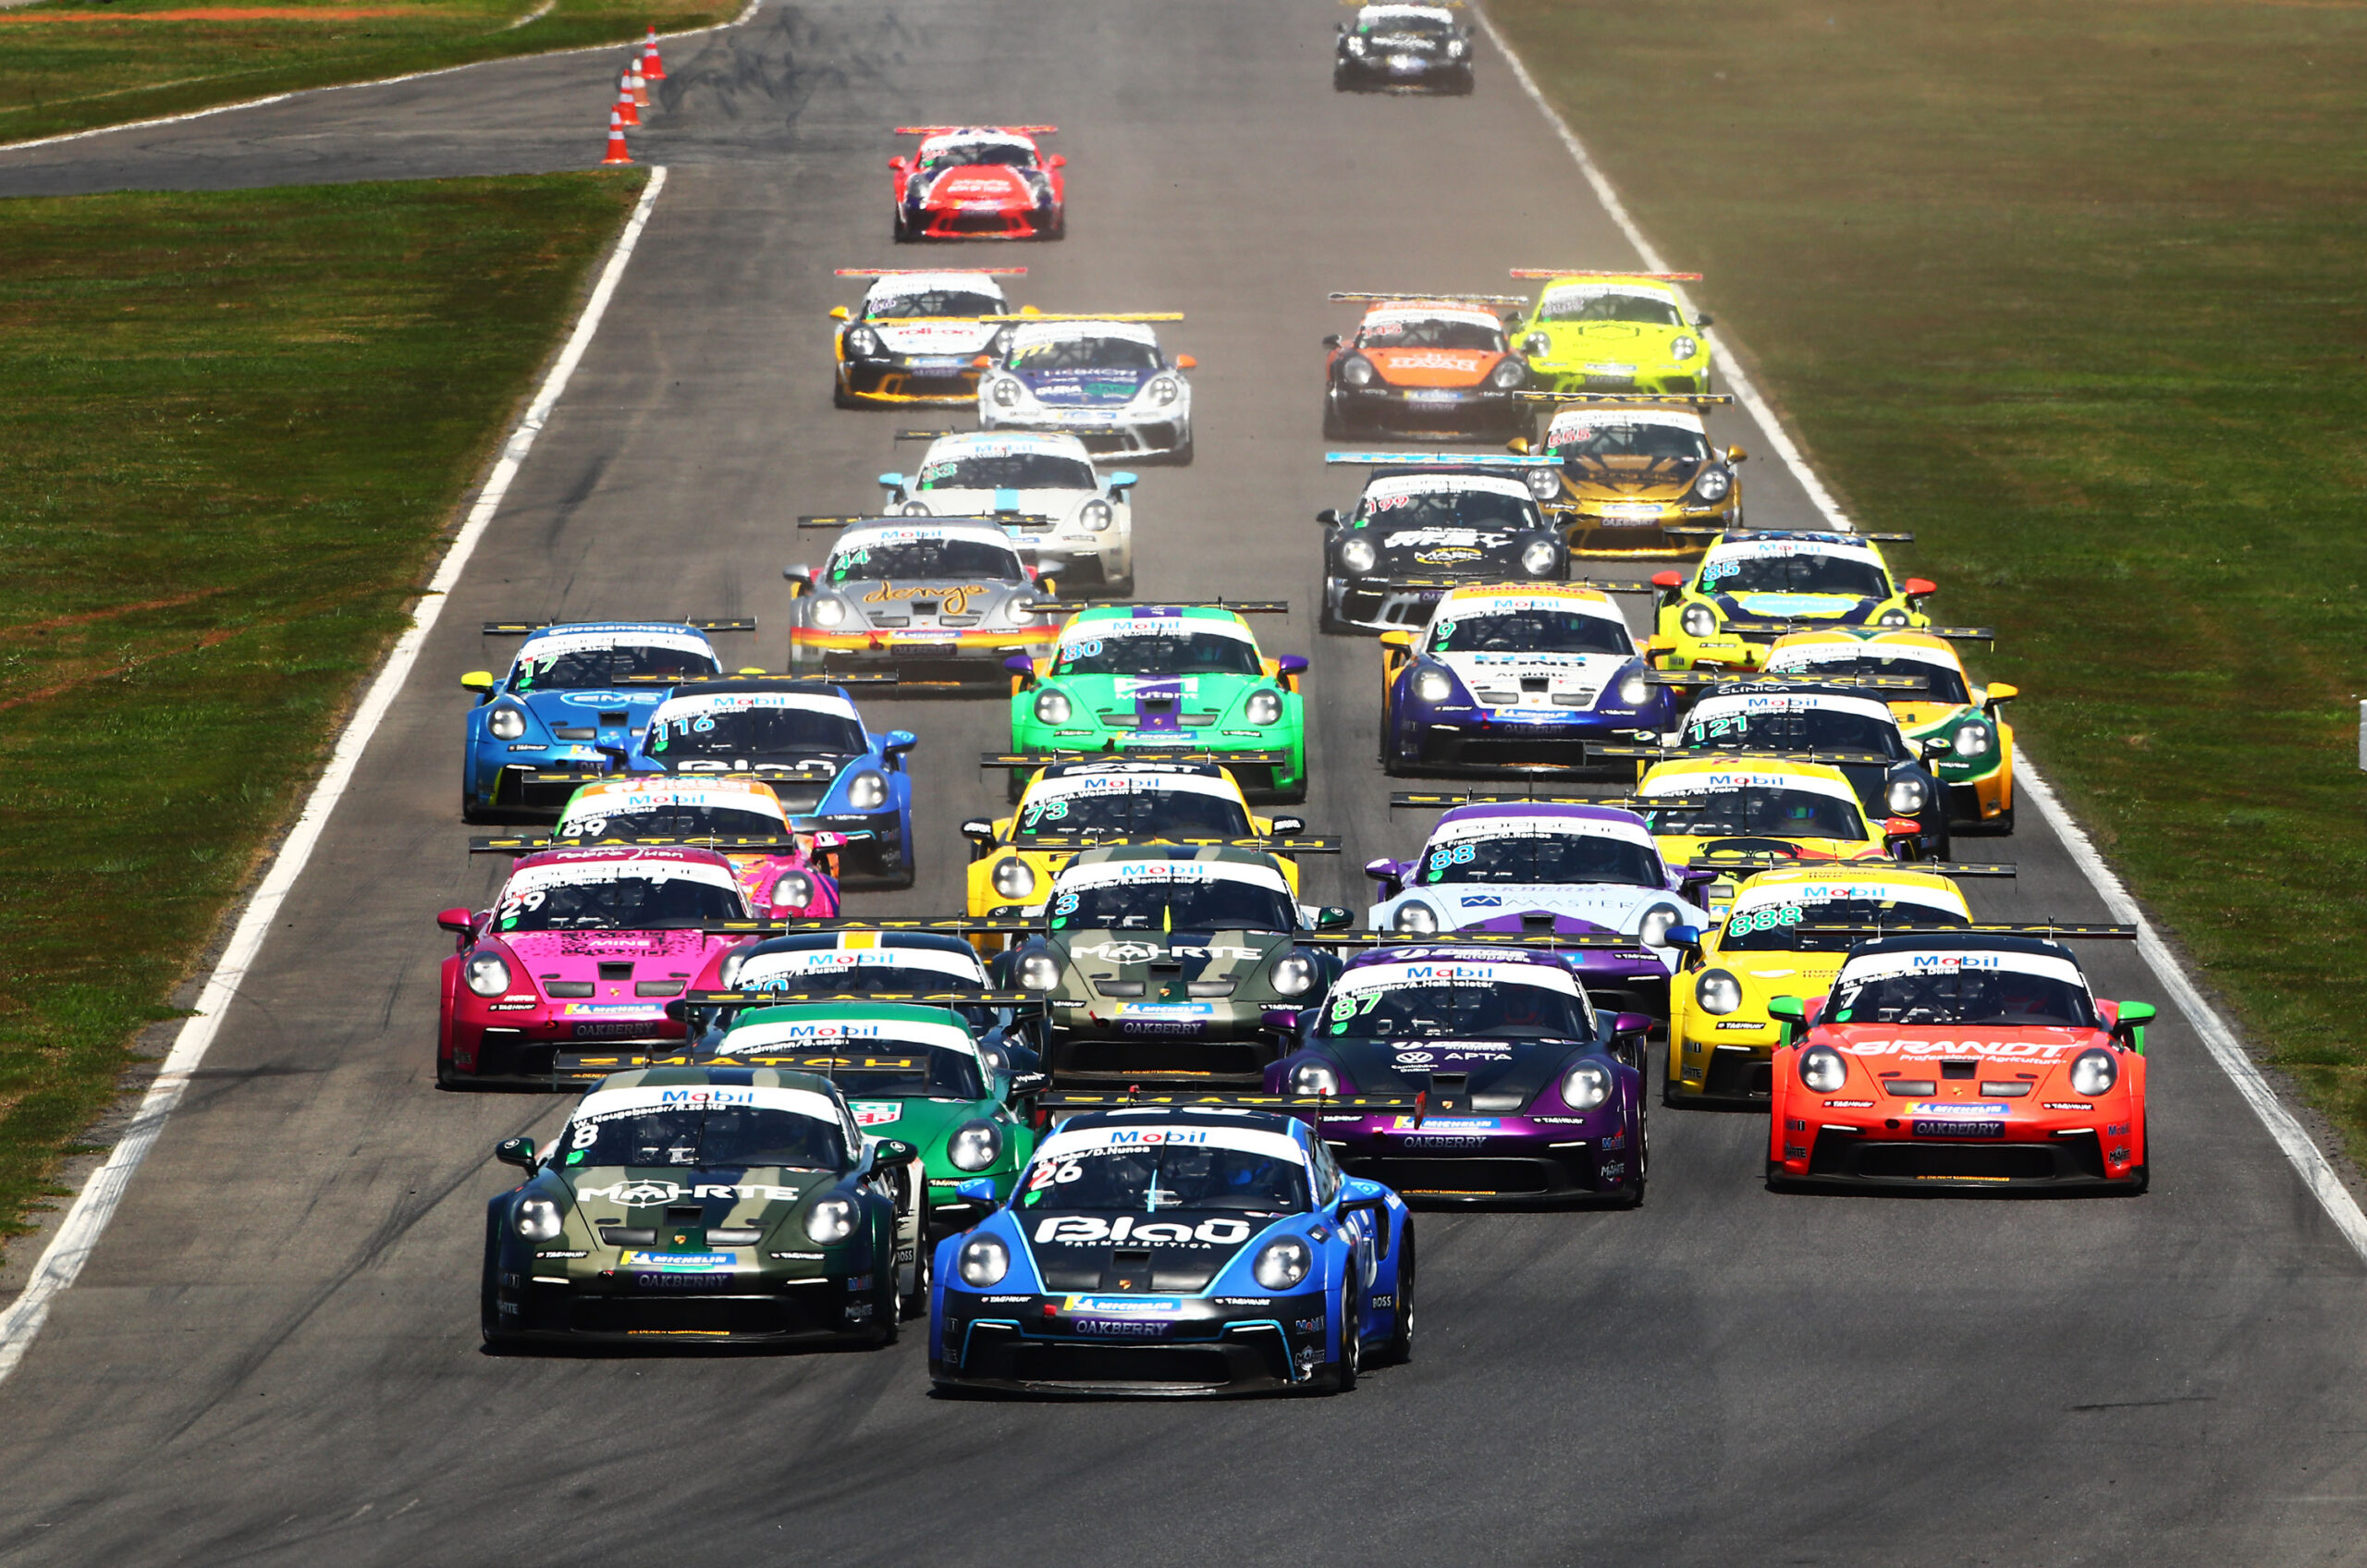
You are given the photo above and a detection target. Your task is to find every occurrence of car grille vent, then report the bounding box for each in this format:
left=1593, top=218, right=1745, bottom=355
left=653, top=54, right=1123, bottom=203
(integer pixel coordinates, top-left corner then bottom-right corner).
left=1940, top=1060, right=1977, bottom=1080
left=545, top=980, right=594, bottom=998
left=1186, top=980, right=1235, bottom=998
left=1102, top=1247, right=1156, bottom=1292
left=600, top=1226, right=656, bottom=1245
left=1429, top=1073, right=1468, bottom=1091
left=598, top=962, right=634, bottom=982
left=665, top=1205, right=705, bottom=1224
left=552, top=727, right=595, bottom=741
left=1521, top=913, right=1557, bottom=933
left=1471, top=1091, right=1527, bottom=1112
left=598, top=711, right=629, bottom=726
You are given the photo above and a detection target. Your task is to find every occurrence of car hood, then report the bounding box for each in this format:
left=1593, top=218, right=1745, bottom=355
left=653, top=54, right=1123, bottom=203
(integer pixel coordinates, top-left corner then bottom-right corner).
left=870, top=319, right=1002, bottom=356
left=501, top=927, right=722, bottom=984
left=910, top=486, right=1098, bottom=522
left=1058, top=928, right=1294, bottom=986
left=1558, top=456, right=1703, bottom=498
left=841, top=1093, right=980, bottom=1148
left=1531, top=321, right=1681, bottom=358
left=1017, top=1205, right=1273, bottom=1293
left=832, top=579, right=1031, bottom=622
left=1366, top=347, right=1501, bottom=387
left=1015, top=365, right=1155, bottom=405
left=1357, top=525, right=1528, bottom=572
left=557, top=1164, right=832, bottom=1234
left=1435, top=650, right=1626, bottom=708
left=1324, top=1036, right=1585, bottom=1103
left=1394, top=881, right=1692, bottom=932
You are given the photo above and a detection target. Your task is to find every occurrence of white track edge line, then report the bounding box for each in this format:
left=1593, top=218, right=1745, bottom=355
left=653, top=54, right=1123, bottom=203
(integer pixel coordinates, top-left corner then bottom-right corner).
left=0, top=0, right=762, bottom=155
left=0, top=165, right=670, bottom=1386
left=1475, top=3, right=2367, bottom=1264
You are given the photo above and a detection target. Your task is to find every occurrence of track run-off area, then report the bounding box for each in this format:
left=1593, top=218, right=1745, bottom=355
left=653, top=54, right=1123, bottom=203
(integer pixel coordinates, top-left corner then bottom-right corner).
left=2, top=2, right=2364, bottom=1563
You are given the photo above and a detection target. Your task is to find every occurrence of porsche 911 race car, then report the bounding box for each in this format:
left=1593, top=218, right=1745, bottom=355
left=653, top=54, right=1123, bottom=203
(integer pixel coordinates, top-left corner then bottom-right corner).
left=436, top=845, right=751, bottom=1089
left=931, top=1105, right=1413, bottom=1395
left=1633, top=755, right=1924, bottom=914
left=976, top=316, right=1195, bottom=462
left=1507, top=270, right=1714, bottom=396
left=891, top=125, right=1064, bottom=242
left=1767, top=628, right=2019, bottom=833
left=459, top=618, right=750, bottom=820
left=1510, top=396, right=1743, bottom=557
left=1006, top=603, right=1309, bottom=801
left=506, top=776, right=845, bottom=918
left=1648, top=530, right=1944, bottom=670
left=1269, top=945, right=1651, bottom=1204
left=879, top=430, right=1138, bottom=596
left=784, top=518, right=1060, bottom=691
left=1003, top=845, right=1354, bottom=1084
left=1322, top=293, right=1532, bottom=441
left=964, top=755, right=1319, bottom=916
left=1317, top=453, right=1567, bottom=634
left=1765, top=929, right=2152, bottom=1191
left=1364, top=799, right=1708, bottom=1019
left=482, top=1066, right=925, bottom=1346
left=1334, top=3, right=1474, bottom=92
left=1378, top=581, right=1674, bottom=774
left=1662, top=860, right=2011, bottom=1107
left=828, top=267, right=1029, bottom=408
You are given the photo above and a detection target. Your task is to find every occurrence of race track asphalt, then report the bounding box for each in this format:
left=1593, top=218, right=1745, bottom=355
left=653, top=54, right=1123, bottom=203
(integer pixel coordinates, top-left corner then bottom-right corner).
left=3, top=3, right=2364, bottom=1564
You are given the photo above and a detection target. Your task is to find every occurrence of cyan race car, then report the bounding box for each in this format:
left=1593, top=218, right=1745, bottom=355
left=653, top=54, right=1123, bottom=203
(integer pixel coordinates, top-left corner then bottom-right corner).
left=878, top=429, right=1139, bottom=597
left=930, top=1104, right=1414, bottom=1395
left=977, top=316, right=1196, bottom=463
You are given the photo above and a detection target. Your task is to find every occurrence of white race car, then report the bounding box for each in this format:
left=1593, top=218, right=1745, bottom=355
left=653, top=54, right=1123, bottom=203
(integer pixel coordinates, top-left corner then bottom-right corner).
left=977, top=317, right=1196, bottom=464
left=877, top=430, right=1137, bottom=598
left=829, top=267, right=1028, bottom=409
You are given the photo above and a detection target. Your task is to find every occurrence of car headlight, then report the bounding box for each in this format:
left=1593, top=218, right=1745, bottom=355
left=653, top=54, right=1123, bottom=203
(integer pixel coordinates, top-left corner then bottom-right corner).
left=1144, top=375, right=1181, bottom=407
left=772, top=869, right=816, bottom=910
left=1016, top=951, right=1061, bottom=991
left=1526, top=466, right=1563, bottom=501
left=845, top=325, right=883, bottom=358
left=1446, top=37, right=1467, bottom=56
left=1270, top=953, right=1318, bottom=998
left=1033, top=689, right=1072, bottom=725
left=1692, top=467, right=1731, bottom=502
left=1080, top=498, right=1114, bottom=533
left=1878, top=608, right=1910, bottom=628
left=1799, top=1045, right=1848, bottom=1093
left=514, top=1197, right=562, bottom=1241
left=1886, top=778, right=1929, bottom=815
left=1392, top=902, right=1438, bottom=934
left=1560, top=1061, right=1611, bottom=1110
left=1245, top=690, right=1282, bottom=726
left=1696, top=970, right=1743, bottom=1016
left=948, top=1120, right=1003, bottom=1173
left=1413, top=668, right=1455, bottom=704
left=992, top=858, right=1036, bottom=900
left=1338, top=537, right=1378, bottom=575
left=1954, top=720, right=1993, bottom=758
left=464, top=949, right=512, bottom=998
left=1680, top=604, right=1719, bottom=638
left=1344, top=31, right=1367, bottom=53
left=957, top=1233, right=1010, bottom=1286
left=1524, top=332, right=1550, bottom=357
left=1490, top=358, right=1527, bottom=390
left=1520, top=539, right=1559, bottom=577
left=901, top=500, right=932, bottom=518
left=1671, top=335, right=1699, bottom=361
left=1617, top=671, right=1652, bottom=707
left=811, top=595, right=848, bottom=628
left=803, top=1196, right=856, bottom=1245
left=1638, top=907, right=1679, bottom=948
left=989, top=376, right=1021, bottom=408
left=2070, top=1048, right=2119, bottom=1097
left=1341, top=355, right=1376, bottom=387
left=1289, top=1060, right=1340, bottom=1096
left=486, top=704, right=527, bottom=741
left=1252, top=1236, right=1312, bottom=1291
left=846, top=770, right=889, bottom=811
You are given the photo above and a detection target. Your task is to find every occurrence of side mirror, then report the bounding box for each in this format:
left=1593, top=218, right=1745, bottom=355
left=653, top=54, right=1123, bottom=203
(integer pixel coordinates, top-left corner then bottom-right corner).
left=972, top=354, right=994, bottom=369
left=495, top=1136, right=536, bottom=1170
left=1269, top=815, right=1306, bottom=836
left=1766, top=994, right=1806, bottom=1048
left=1316, top=508, right=1341, bottom=526
left=1650, top=570, right=1683, bottom=591
left=460, top=670, right=496, bottom=693
left=1002, top=653, right=1036, bottom=682
left=882, top=729, right=917, bottom=759
left=1377, top=630, right=1413, bottom=654
left=1048, top=153, right=1067, bottom=169
left=1174, top=354, right=1197, bottom=370
left=954, top=1176, right=1000, bottom=1205
left=1315, top=907, right=1355, bottom=931
left=1883, top=816, right=1922, bottom=838
left=829, top=305, right=851, bottom=321
left=1108, top=471, right=1139, bottom=490
left=1903, top=577, right=1937, bottom=599
left=889, top=156, right=907, bottom=171
left=2112, top=1000, right=2156, bottom=1054
left=872, top=1137, right=919, bottom=1169
left=437, top=907, right=476, bottom=937
left=1322, top=334, right=1342, bottom=349
left=783, top=565, right=813, bottom=589
left=1275, top=654, right=1310, bottom=680
left=1985, top=681, right=2019, bottom=706
left=1506, top=436, right=1531, bottom=455
left=961, top=817, right=998, bottom=844
left=1695, top=312, right=1715, bottom=327
left=1724, top=445, right=1748, bottom=464
left=1261, top=1006, right=1302, bottom=1033
left=877, top=471, right=906, bottom=492
left=1364, top=855, right=1404, bottom=889
left=1663, top=925, right=1702, bottom=952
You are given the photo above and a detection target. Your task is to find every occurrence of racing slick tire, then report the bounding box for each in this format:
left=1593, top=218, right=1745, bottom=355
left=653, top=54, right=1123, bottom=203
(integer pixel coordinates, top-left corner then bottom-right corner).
left=1615, top=1101, right=1650, bottom=1209
left=900, top=1228, right=931, bottom=1322
left=1169, top=430, right=1194, bottom=467
left=833, top=377, right=860, bottom=410
left=461, top=790, right=494, bottom=825
left=1379, top=1229, right=1416, bottom=1366
left=1331, top=1301, right=1362, bottom=1393
left=1321, top=399, right=1354, bottom=441
left=2127, top=1116, right=2151, bottom=1195
left=1041, top=209, right=1066, bottom=241
left=892, top=205, right=913, bottom=244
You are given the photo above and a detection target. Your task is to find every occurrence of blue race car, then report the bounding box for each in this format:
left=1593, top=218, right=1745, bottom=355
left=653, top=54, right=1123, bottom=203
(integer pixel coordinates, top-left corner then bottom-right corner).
left=459, top=619, right=754, bottom=821
left=931, top=1104, right=1414, bottom=1396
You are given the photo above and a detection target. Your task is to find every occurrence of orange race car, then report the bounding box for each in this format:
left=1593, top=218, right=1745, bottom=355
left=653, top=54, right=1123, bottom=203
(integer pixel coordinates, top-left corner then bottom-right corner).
left=1321, top=292, right=1533, bottom=441
left=890, top=125, right=1066, bottom=242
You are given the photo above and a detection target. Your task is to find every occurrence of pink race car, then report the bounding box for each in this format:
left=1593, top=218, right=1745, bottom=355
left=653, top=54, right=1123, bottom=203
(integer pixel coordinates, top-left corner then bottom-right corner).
left=436, top=845, right=751, bottom=1090
left=891, top=125, right=1065, bottom=241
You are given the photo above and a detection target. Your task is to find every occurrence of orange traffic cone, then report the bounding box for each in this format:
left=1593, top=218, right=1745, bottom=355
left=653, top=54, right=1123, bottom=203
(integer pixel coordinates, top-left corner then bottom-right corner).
left=614, top=69, right=640, bottom=127
left=601, top=108, right=632, bottom=165
left=631, top=59, right=649, bottom=109
left=642, top=26, right=667, bottom=80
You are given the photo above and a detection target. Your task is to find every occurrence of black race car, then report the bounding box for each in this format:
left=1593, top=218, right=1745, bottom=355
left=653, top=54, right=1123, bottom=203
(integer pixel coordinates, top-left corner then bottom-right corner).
left=1317, top=458, right=1567, bottom=634
left=1334, top=3, right=1476, bottom=93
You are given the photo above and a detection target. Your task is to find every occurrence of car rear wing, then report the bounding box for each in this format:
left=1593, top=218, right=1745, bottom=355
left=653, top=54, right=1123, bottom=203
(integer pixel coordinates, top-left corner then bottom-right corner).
left=1591, top=744, right=1898, bottom=768
left=1037, top=1089, right=1423, bottom=1114
left=999, top=834, right=1342, bottom=854
left=1389, top=790, right=1701, bottom=812
left=1515, top=392, right=1735, bottom=408
left=1657, top=526, right=1914, bottom=544
left=1322, top=451, right=1562, bottom=468
left=871, top=313, right=1180, bottom=327
left=1688, top=853, right=2016, bottom=876
left=985, top=750, right=1292, bottom=770
left=521, top=767, right=871, bottom=793
left=677, top=989, right=1042, bottom=1009
left=701, top=916, right=1042, bottom=937
left=1647, top=669, right=1928, bottom=692
left=1293, top=930, right=1659, bottom=952
left=1348, top=575, right=1654, bottom=594
left=1722, top=619, right=1996, bottom=641
left=612, top=671, right=898, bottom=687
left=1509, top=268, right=1702, bottom=281
left=797, top=513, right=1050, bottom=529
left=1785, top=922, right=2137, bottom=940
left=894, top=428, right=971, bottom=442
left=1024, top=599, right=1288, bottom=616
left=835, top=267, right=1027, bottom=277
left=481, top=618, right=754, bottom=635
left=894, top=125, right=1057, bottom=135
left=470, top=834, right=811, bottom=854
left=1329, top=291, right=1529, bottom=307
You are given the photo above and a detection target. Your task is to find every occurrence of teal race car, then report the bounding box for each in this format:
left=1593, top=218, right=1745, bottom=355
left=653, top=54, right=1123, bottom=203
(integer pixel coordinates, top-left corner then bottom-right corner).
left=1004, top=604, right=1309, bottom=802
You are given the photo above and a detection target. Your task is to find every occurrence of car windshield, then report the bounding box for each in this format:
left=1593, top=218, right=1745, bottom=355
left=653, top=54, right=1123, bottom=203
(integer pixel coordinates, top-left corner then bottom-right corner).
left=816, top=1046, right=987, bottom=1102
left=918, top=453, right=1098, bottom=492
left=1359, top=14, right=1455, bottom=38
left=496, top=873, right=747, bottom=932
left=867, top=289, right=1003, bottom=319
left=646, top=707, right=867, bottom=759
left=1358, top=489, right=1541, bottom=530
left=926, top=142, right=1036, bottom=169
left=1017, top=790, right=1252, bottom=838
left=1702, top=553, right=1891, bottom=598
left=1546, top=422, right=1711, bottom=464
left=1011, top=336, right=1161, bottom=372
left=1683, top=706, right=1907, bottom=759
left=1325, top=979, right=1591, bottom=1040
left=1641, top=787, right=1869, bottom=842
left=1359, top=318, right=1504, bottom=352
left=1825, top=963, right=2098, bottom=1029
left=828, top=538, right=1024, bottom=582
left=1416, top=831, right=1661, bottom=888
left=563, top=1104, right=845, bottom=1170
left=1537, top=291, right=1685, bottom=326
left=1051, top=877, right=1297, bottom=933
left=1772, top=654, right=1970, bottom=705
left=1723, top=898, right=1968, bottom=952
left=1429, top=609, right=1633, bottom=655
left=558, top=803, right=785, bottom=839
left=511, top=643, right=716, bottom=691
left=1052, top=629, right=1264, bottom=677
left=1027, top=1145, right=1308, bottom=1214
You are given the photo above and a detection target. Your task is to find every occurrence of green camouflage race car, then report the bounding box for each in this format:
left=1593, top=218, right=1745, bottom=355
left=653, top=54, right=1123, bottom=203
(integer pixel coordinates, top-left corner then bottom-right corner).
left=481, top=1065, right=924, bottom=1347
left=1004, top=603, right=1310, bottom=802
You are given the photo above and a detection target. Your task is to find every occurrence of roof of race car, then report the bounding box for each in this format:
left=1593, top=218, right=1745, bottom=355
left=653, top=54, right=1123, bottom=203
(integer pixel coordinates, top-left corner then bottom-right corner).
left=862, top=271, right=1012, bottom=306
left=740, top=928, right=985, bottom=960
left=1039, top=757, right=1227, bottom=782
left=1023, top=767, right=1241, bottom=805
left=1727, top=864, right=1969, bottom=917
left=1535, top=276, right=1681, bottom=306
left=559, top=778, right=791, bottom=819
left=513, top=622, right=718, bottom=658
left=1638, top=755, right=1862, bottom=805
left=1428, top=802, right=1659, bottom=843
left=505, top=843, right=742, bottom=877
left=1361, top=302, right=1502, bottom=332
left=1361, top=472, right=1534, bottom=503
left=1689, top=688, right=1901, bottom=728
left=921, top=430, right=1094, bottom=460
left=1060, top=606, right=1257, bottom=642
left=1010, top=319, right=1161, bottom=350
left=647, top=686, right=863, bottom=724
left=1337, top=945, right=1586, bottom=983
left=572, top=1078, right=844, bottom=1127
left=1835, top=934, right=2087, bottom=986
left=1769, top=629, right=1966, bottom=671
left=1429, top=584, right=1625, bottom=619
left=1544, top=406, right=1706, bottom=437
left=715, top=1003, right=981, bottom=1060
left=831, top=519, right=1022, bottom=549
left=1355, top=3, right=1462, bottom=18
left=731, top=942, right=989, bottom=986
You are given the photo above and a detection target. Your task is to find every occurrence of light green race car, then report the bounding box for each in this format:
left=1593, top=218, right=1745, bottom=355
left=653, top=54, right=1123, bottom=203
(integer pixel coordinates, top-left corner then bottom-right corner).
left=1508, top=270, right=1715, bottom=396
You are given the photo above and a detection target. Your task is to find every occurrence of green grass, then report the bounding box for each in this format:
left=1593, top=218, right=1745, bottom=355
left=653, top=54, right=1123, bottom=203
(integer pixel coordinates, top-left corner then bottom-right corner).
left=0, top=172, right=645, bottom=1244
left=0, top=0, right=733, bottom=145
left=1490, top=0, right=2367, bottom=1154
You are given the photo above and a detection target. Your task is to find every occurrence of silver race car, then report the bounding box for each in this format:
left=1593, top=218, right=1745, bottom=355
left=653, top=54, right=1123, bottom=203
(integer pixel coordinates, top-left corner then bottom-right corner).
left=785, top=517, right=1061, bottom=692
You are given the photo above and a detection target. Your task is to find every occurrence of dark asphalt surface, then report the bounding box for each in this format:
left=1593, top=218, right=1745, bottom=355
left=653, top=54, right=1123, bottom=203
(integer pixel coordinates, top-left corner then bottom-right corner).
left=3, top=3, right=2364, bottom=1564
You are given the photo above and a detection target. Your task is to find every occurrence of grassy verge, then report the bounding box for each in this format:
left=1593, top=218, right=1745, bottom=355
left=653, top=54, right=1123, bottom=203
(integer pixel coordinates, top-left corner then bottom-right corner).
left=1489, top=0, right=2367, bottom=1154
left=0, top=0, right=733, bottom=146
left=0, top=171, right=645, bottom=1245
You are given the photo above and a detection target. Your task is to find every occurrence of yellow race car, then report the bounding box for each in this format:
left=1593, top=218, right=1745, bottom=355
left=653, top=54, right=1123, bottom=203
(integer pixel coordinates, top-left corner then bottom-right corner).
left=961, top=753, right=1323, bottom=919
left=1660, top=860, right=2011, bottom=1106
left=1506, top=395, right=1744, bottom=557
left=1765, top=627, right=2019, bottom=833
left=1632, top=753, right=1924, bottom=917
left=1646, top=529, right=1944, bottom=671
left=1507, top=270, right=1715, bottom=396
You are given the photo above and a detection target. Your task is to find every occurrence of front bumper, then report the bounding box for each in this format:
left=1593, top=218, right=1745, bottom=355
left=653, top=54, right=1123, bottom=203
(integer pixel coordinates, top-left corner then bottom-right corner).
left=469, top=743, right=613, bottom=815
left=445, top=1008, right=681, bottom=1091
left=1530, top=365, right=1709, bottom=398
left=1043, top=1000, right=1287, bottom=1084
left=490, top=1270, right=871, bottom=1342
left=1559, top=496, right=1739, bottom=559
left=839, top=356, right=986, bottom=405
left=1667, top=1035, right=1776, bottom=1105
left=1326, top=574, right=1523, bottom=634
left=982, top=408, right=1188, bottom=459
left=789, top=628, right=1055, bottom=692
left=910, top=204, right=1056, bottom=240
left=1329, top=384, right=1527, bottom=438
left=933, top=1290, right=1330, bottom=1395
left=1772, top=1117, right=2143, bottom=1189
left=1394, top=708, right=1658, bottom=773
left=1317, top=1109, right=1637, bottom=1203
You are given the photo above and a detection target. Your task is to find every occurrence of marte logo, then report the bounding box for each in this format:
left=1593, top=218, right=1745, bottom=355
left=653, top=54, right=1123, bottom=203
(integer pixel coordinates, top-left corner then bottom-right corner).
left=1080, top=940, right=1161, bottom=963
left=595, top=1179, right=681, bottom=1206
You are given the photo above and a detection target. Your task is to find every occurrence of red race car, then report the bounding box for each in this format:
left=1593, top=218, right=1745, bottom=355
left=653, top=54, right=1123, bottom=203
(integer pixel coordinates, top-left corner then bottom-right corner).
left=891, top=125, right=1065, bottom=242
left=1765, top=928, right=2155, bottom=1192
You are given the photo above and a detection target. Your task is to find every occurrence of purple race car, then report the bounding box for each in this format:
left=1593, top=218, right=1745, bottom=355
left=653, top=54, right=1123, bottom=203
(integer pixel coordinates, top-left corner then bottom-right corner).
left=1268, top=945, right=1650, bottom=1206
